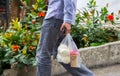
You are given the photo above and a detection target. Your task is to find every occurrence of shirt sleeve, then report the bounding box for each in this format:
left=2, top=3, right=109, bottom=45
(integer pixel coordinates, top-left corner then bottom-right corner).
left=63, top=0, right=76, bottom=25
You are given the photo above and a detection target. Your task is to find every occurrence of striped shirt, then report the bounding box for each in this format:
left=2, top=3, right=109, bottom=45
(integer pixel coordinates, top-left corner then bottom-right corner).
left=44, top=0, right=77, bottom=25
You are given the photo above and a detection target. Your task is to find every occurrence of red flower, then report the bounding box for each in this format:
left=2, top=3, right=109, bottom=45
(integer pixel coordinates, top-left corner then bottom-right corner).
left=37, top=11, right=46, bottom=17
left=107, top=14, right=114, bottom=21
left=29, top=46, right=35, bottom=51
left=12, top=45, right=19, bottom=52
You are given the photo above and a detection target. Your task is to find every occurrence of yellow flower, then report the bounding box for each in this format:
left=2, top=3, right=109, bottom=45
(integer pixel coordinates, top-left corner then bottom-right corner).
left=12, top=18, right=18, bottom=24
left=34, top=40, right=38, bottom=45
left=5, top=32, right=15, bottom=38
left=37, top=0, right=40, bottom=2
left=82, top=37, right=87, bottom=43
left=24, top=24, right=28, bottom=29
left=22, top=49, right=27, bottom=54
left=22, top=46, right=27, bottom=54
left=11, top=18, right=22, bottom=31
left=32, top=4, right=38, bottom=10
left=36, top=34, right=40, bottom=39
left=5, top=32, right=12, bottom=38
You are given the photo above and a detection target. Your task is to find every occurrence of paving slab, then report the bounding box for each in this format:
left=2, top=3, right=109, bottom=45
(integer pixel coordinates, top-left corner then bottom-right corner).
left=56, top=64, right=120, bottom=76
left=92, top=64, right=120, bottom=76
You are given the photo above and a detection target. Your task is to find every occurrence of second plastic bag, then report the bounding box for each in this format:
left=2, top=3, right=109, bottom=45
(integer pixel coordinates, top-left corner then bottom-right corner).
left=57, top=34, right=81, bottom=68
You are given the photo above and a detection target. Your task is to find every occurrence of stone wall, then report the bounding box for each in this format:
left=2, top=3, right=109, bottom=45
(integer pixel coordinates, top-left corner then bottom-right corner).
left=80, top=41, right=120, bottom=67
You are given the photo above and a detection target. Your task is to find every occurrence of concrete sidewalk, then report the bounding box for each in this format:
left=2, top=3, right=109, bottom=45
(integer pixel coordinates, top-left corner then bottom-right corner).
left=56, top=64, right=120, bottom=76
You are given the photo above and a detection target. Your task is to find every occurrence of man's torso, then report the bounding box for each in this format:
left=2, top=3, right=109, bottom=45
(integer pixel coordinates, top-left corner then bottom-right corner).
left=45, top=0, right=77, bottom=25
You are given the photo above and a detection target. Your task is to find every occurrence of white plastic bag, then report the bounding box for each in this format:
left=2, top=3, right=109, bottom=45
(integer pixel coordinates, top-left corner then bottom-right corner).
left=57, top=34, right=81, bottom=68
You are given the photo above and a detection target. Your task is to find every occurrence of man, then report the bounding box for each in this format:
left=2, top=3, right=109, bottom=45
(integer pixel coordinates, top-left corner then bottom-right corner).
left=36, top=0, right=94, bottom=76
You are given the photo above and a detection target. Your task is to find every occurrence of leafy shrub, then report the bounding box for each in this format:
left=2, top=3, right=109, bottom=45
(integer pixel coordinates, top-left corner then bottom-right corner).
left=71, top=0, right=118, bottom=48
left=0, top=0, right=46, bottom=69
left=0, top=18, right=40, bottom=68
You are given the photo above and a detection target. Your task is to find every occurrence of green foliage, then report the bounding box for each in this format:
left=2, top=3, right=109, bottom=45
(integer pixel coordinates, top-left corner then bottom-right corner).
left=0, top=17, right=40, bottom=67
left=71, top=0, right=118, bottom=48
left=20, top=0, right=30, bottom=4
left=32, top=0, right=47, bottom=12
left=0, top=45, right=11, bottom=75
left=0, top=0, right=46, bottom=70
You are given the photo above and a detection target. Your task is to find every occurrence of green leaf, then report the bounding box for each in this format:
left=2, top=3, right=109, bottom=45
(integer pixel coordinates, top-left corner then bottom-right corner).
left=15, top=54, right=22, bottom=59
left=5, top=51, right=13, bottom=57
left=25, top=0, right=30, bottom=4
left=10, top=58, right=16, bottom=64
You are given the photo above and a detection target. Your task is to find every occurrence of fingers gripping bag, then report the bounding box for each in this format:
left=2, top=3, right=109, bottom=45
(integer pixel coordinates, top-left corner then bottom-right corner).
left=57, top=34, right=81, bottom=68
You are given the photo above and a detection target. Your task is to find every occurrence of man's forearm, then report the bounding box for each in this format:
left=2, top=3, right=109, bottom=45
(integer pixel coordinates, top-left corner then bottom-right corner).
left=63, top=0, right=77, bottom=25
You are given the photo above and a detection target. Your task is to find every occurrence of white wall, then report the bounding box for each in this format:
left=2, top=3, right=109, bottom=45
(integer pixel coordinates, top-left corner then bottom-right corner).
left=77, top=0, right=120, bottom=15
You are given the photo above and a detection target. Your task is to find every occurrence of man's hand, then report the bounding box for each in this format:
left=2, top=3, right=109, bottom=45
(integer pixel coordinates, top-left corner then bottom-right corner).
left=60, top=22, right=71, bottom=34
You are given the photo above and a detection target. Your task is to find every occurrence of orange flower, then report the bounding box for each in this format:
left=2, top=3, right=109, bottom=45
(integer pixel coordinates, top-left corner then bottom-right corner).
left=22, top=41, right=27, bottom=45
left=12, top=45, right=19, bottom=52
left=29, top=46, right=35, bottom=51
left=107, top=14, right=114, bottom=21
left=37, top=11, right=46, bottom=17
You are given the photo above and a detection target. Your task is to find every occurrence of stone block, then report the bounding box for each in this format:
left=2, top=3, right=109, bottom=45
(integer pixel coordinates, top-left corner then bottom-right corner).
left=80, top=44, right=109, bottom=67
left=109, top=41, right=120, bottom=64
left=3, top=67, right=36, bottom=76
left=3, top=60, right=66, bottom=76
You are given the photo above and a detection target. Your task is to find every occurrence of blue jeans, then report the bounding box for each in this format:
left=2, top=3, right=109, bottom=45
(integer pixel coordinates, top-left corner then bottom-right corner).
left=36, top=18, right=94, bottom=76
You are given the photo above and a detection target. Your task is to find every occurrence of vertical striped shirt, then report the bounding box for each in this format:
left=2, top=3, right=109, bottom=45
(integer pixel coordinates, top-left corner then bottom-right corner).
left=45, top=0, right=77, bottom=25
